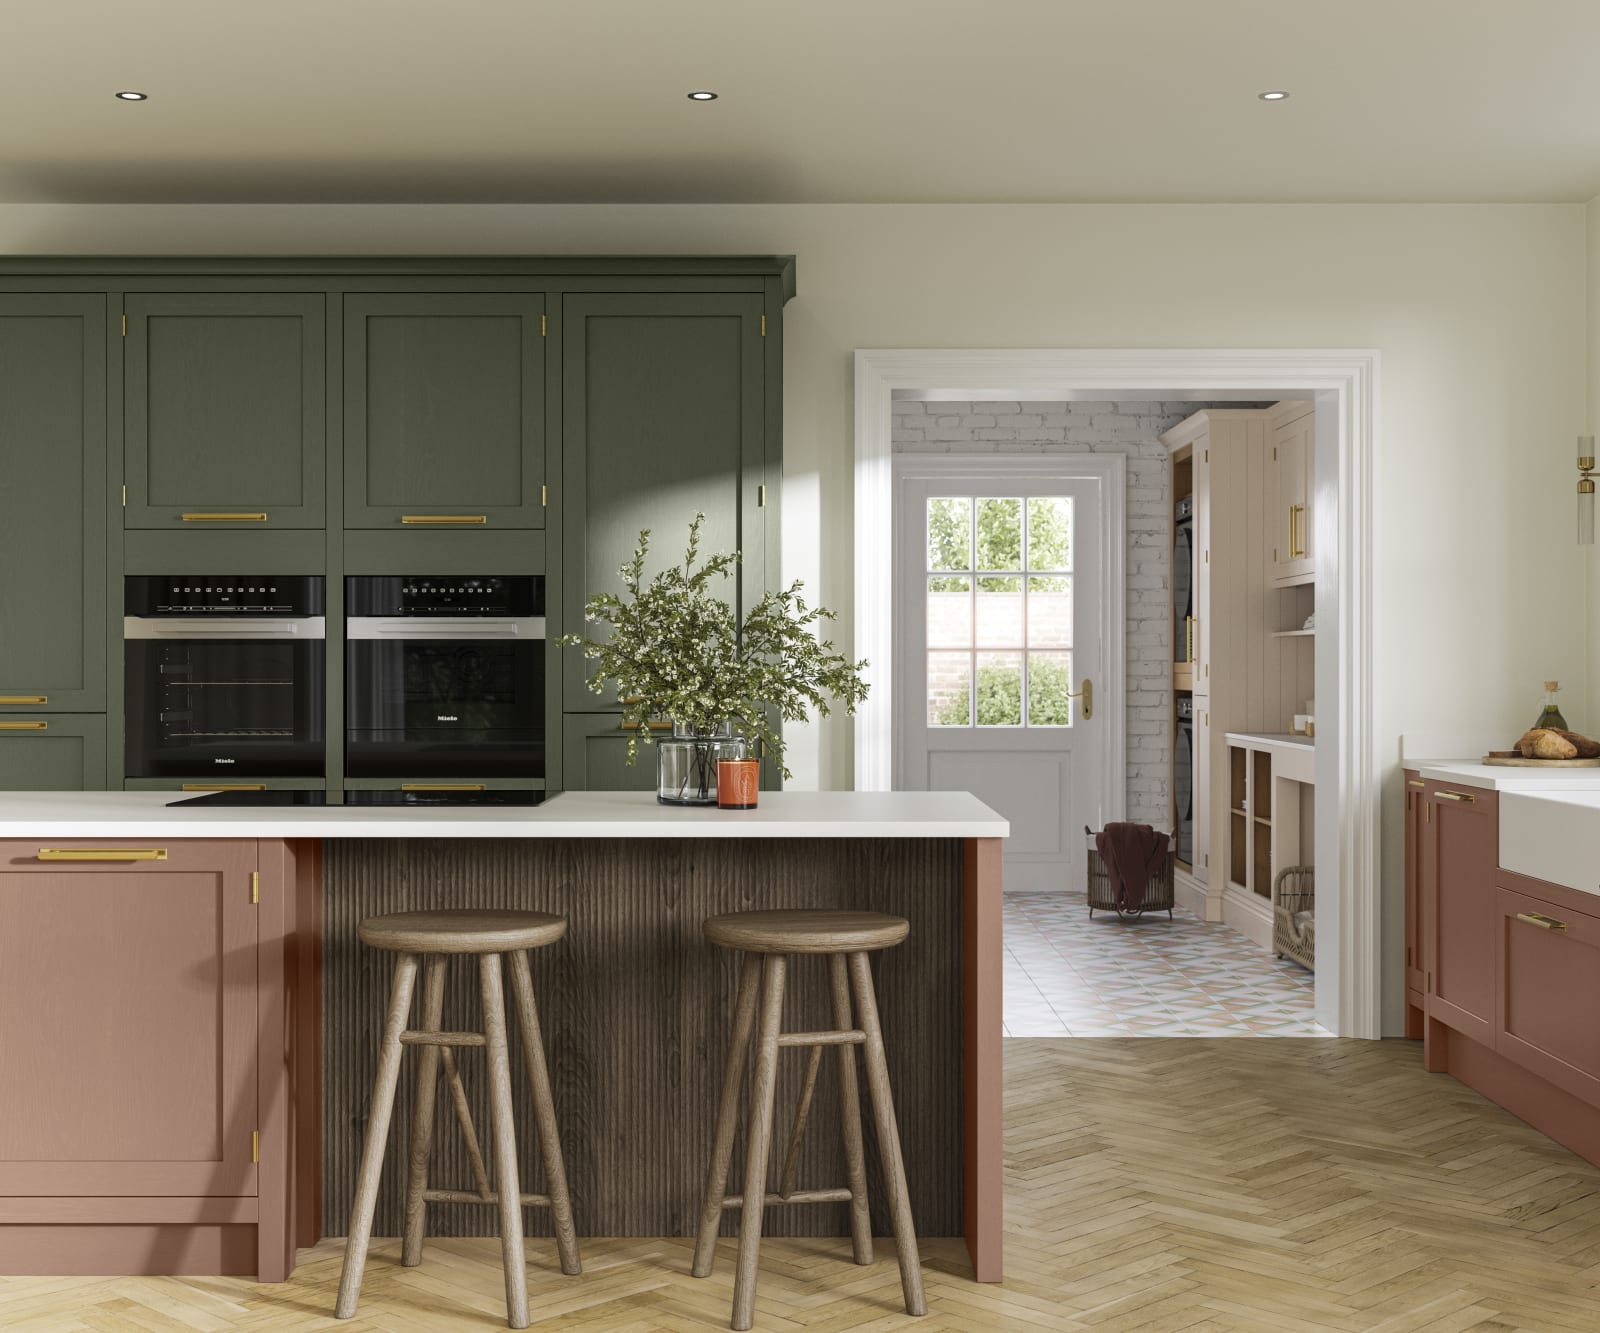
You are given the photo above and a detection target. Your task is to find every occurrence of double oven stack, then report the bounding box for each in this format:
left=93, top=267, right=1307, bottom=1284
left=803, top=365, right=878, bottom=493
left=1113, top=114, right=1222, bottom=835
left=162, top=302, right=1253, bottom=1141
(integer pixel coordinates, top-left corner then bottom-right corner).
left=124, top=574, right=545, bottom=799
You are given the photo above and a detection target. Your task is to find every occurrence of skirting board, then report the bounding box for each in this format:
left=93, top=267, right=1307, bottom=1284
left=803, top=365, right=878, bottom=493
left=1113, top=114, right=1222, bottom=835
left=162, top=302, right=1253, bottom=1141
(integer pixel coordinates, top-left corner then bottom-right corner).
left=1222, top=885, right=1275, bottom=951
left=1174, top=866, right=1207, bottom=920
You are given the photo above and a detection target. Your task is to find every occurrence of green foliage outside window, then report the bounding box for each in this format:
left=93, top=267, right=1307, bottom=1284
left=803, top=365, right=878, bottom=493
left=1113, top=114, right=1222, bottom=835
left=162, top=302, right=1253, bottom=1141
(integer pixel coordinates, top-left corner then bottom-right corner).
left=936, top=654, right=1074, bottom=726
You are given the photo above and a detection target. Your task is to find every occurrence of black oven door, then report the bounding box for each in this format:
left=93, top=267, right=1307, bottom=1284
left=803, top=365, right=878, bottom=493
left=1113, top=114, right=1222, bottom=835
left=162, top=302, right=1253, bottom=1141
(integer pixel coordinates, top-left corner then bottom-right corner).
left=345, top=634, right=544, bottom=778
left=124, top=633, right=327, bottom=779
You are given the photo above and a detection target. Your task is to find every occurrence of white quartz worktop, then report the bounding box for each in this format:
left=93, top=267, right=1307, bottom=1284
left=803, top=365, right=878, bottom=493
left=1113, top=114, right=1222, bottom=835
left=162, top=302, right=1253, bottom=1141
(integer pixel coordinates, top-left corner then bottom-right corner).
left=1409, top=759, right=1600, bottom=792
left=0, top=790, right=1009, bottom=841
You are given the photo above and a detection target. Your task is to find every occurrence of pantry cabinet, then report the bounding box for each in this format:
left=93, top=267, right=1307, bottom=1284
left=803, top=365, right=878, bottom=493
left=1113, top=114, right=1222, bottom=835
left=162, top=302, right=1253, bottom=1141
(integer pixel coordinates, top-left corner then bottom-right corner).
left=1421, top=782, right=1497, bottom=1045
left=0, top=295, right=107, bottom=714
left=561, top=715, right=664, bottom=793
left=344, top=293, right=546, bottom=529
left=0, top=839, right=259, bottom=1197
left=1271, top=401, right=1315, bottom=586
left=124, top=293, right=326, bottom=529
left=0, top=717, right=106, bottom=791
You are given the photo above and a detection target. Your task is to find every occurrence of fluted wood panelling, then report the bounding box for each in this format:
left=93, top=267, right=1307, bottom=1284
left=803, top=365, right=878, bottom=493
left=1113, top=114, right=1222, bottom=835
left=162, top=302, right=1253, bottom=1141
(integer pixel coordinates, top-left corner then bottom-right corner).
left=322, top=838, right=963, bottom=1240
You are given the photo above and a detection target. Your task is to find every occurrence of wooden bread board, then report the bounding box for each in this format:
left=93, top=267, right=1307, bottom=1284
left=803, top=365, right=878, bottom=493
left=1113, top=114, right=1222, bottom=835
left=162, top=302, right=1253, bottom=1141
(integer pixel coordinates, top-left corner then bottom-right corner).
left=1482, top=752, right=1600, bottom=767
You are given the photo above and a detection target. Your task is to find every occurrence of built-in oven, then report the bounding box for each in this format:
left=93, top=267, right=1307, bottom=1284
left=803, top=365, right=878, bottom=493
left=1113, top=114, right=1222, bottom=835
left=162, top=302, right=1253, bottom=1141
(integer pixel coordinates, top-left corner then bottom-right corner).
left=345, top=576, right=545, bottom=780
left=124, top=576, right=326, bottom=779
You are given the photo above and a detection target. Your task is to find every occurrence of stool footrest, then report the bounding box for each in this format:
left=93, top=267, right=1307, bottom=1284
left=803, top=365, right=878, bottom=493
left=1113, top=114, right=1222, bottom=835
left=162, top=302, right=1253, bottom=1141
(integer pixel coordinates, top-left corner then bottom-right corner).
left=401, top=1030, right=486, bottom=1048
left=776, top=1029, right=865, bottom=1048
left=422, top=1187, right=554, bottom=1208
left=721, top=1187, right=855, bottom=1208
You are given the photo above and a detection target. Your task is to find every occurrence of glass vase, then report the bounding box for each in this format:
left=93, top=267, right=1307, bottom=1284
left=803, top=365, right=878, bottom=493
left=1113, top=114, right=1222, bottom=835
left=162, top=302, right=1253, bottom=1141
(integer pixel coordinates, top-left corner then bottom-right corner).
left=656, top=721, right=746, bottom=806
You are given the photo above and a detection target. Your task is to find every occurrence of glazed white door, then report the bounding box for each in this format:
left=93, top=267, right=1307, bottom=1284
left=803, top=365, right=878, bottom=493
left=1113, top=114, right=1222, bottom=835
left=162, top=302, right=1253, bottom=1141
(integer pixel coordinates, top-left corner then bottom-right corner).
left=896, top=466, right=1116, bottom=892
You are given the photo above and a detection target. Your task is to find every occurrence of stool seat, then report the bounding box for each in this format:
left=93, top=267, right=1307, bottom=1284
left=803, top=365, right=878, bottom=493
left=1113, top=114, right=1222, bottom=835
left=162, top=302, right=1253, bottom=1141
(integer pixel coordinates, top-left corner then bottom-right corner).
left=703, top=909, right=909, bottom=955
left=358, top=908, right=567, bottom=955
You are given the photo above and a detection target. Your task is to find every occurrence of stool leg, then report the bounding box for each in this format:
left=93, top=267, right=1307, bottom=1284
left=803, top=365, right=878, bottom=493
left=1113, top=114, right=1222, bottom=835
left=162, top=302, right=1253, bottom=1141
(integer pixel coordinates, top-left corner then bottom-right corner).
left=731, top=954, right=788, bottom=1333
left=847, top=951, right=926, bottom=1318
left=692, top=951, right=762, bottom=1279
left=480, top=953, right=530, bottom=1330
left=828, top=953, right=873, bottom=1265
left=335, top=951, right=419, bottom=1320
left=508, top=948, right=582, bottom=1276
left=401, top=954, right=448, bottom=1268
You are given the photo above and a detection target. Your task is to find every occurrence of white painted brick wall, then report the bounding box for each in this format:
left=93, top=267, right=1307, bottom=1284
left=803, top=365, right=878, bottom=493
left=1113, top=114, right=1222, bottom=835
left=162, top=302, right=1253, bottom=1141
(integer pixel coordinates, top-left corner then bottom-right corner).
left=893, top=400, right=1241, bottom=828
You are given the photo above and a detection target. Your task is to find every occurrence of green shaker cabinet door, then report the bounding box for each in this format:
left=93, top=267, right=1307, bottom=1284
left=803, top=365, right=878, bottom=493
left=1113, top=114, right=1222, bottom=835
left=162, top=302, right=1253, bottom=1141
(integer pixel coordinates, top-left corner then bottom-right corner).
left=0, top=717, right=106, bottom=790
left=125, top=293, right=325, bottom=529
left=0, top=295, right=107, bottom=713
left=345, top=294, right=545, bottom=529
left=561, top=293, right=765, bottom=713
left=561, top=715, right=662, bottom=793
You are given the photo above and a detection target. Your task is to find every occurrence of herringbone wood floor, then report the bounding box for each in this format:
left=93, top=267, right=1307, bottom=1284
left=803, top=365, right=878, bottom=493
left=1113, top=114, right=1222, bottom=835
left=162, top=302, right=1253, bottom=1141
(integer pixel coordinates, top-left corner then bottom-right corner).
left=6, top=1040, right=1600, bottom=1331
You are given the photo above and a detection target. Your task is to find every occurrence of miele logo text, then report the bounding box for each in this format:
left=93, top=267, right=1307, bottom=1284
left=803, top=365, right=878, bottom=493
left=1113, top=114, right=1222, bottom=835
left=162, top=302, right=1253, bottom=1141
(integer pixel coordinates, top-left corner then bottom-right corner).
left=215, top=758, right=235, bottom=764
left=436, top=715, right=459, bottom=722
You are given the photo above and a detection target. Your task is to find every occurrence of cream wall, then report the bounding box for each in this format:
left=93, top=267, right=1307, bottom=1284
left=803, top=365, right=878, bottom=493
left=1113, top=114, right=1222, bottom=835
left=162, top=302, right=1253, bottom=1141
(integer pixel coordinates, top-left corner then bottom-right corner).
left=0, top=201, right=1586, bottom=1033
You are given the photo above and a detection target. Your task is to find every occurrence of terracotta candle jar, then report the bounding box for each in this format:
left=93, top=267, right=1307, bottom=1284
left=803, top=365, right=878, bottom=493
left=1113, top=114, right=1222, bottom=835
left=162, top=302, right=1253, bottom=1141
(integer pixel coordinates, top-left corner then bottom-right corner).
left=717, top=758, right=760, bottom=810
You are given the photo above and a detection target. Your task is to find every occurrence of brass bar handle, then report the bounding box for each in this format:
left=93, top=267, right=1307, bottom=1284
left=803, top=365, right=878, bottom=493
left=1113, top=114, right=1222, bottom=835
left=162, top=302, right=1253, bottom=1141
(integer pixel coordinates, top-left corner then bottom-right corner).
left=1184, top=617, right=1195, bottom=665
left=1406, top=779, right=1426, bottom=788
left=400, top=515, right=488, bottom=526
left=1516, top=911, right=1568, bottom=931
left=0, top=695, right=46, bottom=705
left=401, top=783, right=487, bottom=791
left=1434, top=790, right=1476, bottom=803
left=37, top=848, right=168, bottom=862
left=181, top=512, right=268, bottom=523
left=622, top=720, right=673, bottom=731
left=1066, top=677, right=1093, bottom=721
left=181, top=783, right=267, bottom=792
left=0, top=721, right=47, bottom=730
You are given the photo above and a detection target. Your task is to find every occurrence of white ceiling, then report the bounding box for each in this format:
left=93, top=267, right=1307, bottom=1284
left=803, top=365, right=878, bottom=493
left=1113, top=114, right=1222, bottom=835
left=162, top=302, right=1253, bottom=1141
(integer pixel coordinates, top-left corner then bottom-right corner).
left=8, top=0, right=1600, bottom=205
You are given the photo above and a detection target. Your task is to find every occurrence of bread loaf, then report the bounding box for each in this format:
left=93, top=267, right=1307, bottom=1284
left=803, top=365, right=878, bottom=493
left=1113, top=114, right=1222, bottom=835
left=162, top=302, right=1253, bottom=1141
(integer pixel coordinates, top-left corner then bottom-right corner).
left=1530, top=730, right=1580, bottom=760
left=1551, top=728, right=1600, bottom=759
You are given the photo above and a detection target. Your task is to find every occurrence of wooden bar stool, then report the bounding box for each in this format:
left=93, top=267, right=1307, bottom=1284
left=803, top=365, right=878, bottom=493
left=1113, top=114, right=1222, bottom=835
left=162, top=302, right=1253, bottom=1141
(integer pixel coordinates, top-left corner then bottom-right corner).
left=692, top=909, right=926, bottom=1331
left=335, top=909, right=581, bottom=1329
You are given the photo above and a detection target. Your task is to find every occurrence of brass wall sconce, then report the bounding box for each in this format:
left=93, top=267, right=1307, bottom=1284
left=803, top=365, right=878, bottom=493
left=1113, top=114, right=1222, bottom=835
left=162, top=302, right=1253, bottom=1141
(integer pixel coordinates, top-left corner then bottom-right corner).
left=1580, top=435, right=1596, bottom=544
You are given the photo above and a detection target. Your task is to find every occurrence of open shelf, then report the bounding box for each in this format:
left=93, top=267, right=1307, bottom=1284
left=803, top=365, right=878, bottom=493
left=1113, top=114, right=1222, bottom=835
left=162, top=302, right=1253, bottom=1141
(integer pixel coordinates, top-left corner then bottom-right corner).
left=1272, top=629, right=1315, bottom=638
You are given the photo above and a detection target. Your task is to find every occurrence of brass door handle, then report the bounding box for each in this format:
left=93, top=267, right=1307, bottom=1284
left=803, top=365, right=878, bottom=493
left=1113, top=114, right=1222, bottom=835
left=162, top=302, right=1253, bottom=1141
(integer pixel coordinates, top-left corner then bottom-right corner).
left=622, top=720, right=673, bottom=731
left=0, top=695, right=46, bottom=705
left=1516, top=911, right=1568, bottom=931
left=37, top=848, right=168, bottom=862
left=0, top=721, right=47, bottom=730
left=182, top=783, right=266, bottom=792
left=1434, top=790, right=1476, bottom=803
left=1066, top=677, right=1093, bottom=721
left=401, top=515, right=487, bottom=525
left=182, top=512, right=267, bottom=522
left=1406, top=779, right=1425, bottom=788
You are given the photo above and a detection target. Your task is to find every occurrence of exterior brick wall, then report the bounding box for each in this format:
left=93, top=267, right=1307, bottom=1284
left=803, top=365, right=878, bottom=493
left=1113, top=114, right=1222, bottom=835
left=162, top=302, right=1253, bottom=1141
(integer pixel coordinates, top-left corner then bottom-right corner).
left=894, top=400, right=1245, bottom=827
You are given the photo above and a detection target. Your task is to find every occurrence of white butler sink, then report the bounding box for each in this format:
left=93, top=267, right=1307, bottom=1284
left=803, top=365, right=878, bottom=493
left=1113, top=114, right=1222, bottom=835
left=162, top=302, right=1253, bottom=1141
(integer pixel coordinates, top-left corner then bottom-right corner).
left=1500, top=789, right=1600, bottom=897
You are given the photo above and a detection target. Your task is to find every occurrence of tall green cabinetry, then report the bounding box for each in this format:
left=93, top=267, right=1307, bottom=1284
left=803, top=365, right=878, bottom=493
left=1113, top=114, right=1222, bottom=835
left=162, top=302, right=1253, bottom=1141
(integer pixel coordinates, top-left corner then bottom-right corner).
left=0, top=257, right=793, bottom=795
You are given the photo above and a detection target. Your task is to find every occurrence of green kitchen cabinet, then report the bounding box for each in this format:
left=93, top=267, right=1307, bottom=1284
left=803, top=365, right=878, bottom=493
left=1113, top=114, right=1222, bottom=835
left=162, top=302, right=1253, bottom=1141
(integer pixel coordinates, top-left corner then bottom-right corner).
left=345, top=293, right=546, bottom=529
left=0, top=717, right=107, bottom=790
left=0, top=294, right=107, bottom=713
left=561, top=293, right=767, bottom=714
left=561, top=715, right=664, bottom=793
left=125, top=293, right=326, bottom=529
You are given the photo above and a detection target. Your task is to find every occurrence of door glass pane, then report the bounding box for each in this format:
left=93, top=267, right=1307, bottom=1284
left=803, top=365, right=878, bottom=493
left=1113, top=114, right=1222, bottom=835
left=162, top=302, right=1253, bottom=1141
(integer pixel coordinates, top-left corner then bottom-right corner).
left=1027, top=496, right=1073, bottom=571
left=974, top=651, right=1023, bottom=726
left=1028, top=651, right=1074, bottom=726
left=1027, top=576, right=1072, bottom=648
left=926, top=577, right=971, bottom=648
left=974, top=575, right=1022, bottom=648
left=975, top=498, right=1022, bottom=570
left=928, top=652, right=971, bottom=725
left=927, top=498, right=971, bottom=572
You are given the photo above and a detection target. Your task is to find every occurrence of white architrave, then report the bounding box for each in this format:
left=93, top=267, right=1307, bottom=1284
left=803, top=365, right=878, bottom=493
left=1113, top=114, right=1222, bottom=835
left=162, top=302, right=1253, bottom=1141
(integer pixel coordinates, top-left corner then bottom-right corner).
left=854, top=347, right=1380, bottom=1040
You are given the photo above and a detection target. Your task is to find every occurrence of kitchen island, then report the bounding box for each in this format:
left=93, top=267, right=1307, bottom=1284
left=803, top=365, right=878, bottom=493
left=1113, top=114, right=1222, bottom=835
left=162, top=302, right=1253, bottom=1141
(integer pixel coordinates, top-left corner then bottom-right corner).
left=0, top=791, right=1006, bottom=1285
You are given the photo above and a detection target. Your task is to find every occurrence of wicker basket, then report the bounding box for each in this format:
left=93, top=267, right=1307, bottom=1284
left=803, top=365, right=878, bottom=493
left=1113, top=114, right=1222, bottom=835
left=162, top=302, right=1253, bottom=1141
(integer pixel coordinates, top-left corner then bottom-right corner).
left=1084, top=827, right=1176, bottom=918
left=1272, top=865, right=1315, bottom=971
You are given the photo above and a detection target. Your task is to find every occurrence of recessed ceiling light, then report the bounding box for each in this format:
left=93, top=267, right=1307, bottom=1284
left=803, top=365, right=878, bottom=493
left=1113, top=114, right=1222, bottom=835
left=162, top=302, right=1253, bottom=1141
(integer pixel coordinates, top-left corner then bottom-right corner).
left=1258, top=90, right=1289, bottom=101
left=115, top=90, right=148, bottom=101
left=687, top=90, right=718, bottom=101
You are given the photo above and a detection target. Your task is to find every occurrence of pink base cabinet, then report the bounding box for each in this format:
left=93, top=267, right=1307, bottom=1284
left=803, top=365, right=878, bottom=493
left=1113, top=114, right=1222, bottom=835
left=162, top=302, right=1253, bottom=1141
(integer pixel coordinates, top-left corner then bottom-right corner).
left=0, top=839, right=320, bottom=1277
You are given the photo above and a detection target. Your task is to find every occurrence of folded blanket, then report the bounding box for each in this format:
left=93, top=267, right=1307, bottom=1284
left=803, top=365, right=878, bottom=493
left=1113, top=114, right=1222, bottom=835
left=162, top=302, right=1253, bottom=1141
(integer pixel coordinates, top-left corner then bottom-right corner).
left=1096, top=822, right=1168, bottom=914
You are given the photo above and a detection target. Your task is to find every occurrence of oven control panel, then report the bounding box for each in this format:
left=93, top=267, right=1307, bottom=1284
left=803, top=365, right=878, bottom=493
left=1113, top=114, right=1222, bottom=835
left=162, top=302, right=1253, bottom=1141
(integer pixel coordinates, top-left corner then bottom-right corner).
left=346, top=576, right=543, bottom=618
left=125, top=576, right=325, bottom=616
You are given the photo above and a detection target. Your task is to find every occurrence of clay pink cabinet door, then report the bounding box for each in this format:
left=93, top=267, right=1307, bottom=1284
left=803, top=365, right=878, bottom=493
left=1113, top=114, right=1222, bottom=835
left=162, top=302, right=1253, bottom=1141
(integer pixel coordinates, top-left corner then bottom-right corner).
left=1495, top=887, right=1600, bottom=1106
left=1422, top=784, right=1498, bottom=1046
left=0, top=840, right=259, bottom=1197
left=1403, top=775, right=1426, bottom=1014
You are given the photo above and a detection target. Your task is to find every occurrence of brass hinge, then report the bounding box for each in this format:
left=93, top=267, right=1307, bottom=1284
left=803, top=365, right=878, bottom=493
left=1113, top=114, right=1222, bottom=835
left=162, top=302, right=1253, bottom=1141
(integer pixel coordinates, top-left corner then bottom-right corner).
left=541, top=484, right=547, bottom=506
left=1272, top=548, right=1277, bottom=561
left=540, top=314, right=547, bottom=337
left=250, top=870, right=259, bottom=905
left=1203, top=853, right=1209, bottom=867
left=760, top=314, right=767, bottom=337
left=1203, top=448, right=1208, bottom=462
left=121, top=314, right=126, bottom=337
left=758, top=484, right=766, bottom=507
left=252, top=1130, right=260, bottom=1164
left=1273, top=446, right=1278, bottom=460
left=121, top=484, right=127, bottom=508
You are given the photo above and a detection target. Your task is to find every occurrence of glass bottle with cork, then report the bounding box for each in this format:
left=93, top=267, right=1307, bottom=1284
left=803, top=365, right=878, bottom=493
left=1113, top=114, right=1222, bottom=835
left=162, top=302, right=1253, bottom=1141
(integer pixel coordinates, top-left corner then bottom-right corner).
left=1533, top=681, right=1569, bottom=732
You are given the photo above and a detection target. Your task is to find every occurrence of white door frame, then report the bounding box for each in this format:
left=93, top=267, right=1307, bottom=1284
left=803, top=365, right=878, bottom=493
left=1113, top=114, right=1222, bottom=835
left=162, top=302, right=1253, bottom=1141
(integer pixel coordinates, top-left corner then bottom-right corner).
left=892, top=453, right=1127, bottom=838
left=853, top=347, right=1380, bottom=1040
